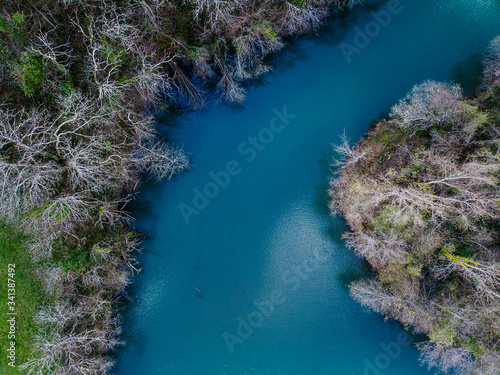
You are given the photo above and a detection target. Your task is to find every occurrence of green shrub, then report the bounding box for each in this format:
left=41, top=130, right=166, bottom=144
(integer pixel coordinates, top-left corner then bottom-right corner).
left=60, top=249, right=90, bottom=274
left=0, top=12, right=26, bottom=43
left=255, top=18, right=277, bottom=40
left=12, top=52, right=45, bottom=96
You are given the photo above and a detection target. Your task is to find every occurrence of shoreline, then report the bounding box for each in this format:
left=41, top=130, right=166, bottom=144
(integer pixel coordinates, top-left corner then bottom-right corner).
left=0, top=0, right=361, bottom=372
left=329, top=39, right=500, bottom=373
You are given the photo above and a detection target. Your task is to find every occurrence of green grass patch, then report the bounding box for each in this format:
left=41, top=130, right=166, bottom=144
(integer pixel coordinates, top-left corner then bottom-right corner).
left=0, top=221, right=47, bottom=374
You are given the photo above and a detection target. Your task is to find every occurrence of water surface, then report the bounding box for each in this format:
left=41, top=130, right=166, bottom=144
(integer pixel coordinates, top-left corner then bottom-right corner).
left=115, top=1, right=500, bottom=374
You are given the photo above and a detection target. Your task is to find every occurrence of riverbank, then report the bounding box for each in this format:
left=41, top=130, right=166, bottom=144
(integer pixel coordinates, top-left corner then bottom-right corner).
left=329, top=36, right=500, bottom=374
left=0, top=0, right=359, bottom=373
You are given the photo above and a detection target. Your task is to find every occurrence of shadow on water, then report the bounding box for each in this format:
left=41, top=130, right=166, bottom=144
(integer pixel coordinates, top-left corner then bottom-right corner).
left=311, top=0, right=391, bottom=45
left=313, top=150, right=334, bottom=214
left=112, top=239, right=175, bottom=360
left=251, top=41, right=312, bottom=90
left=337, top=266, right=371, bottom=286
left=451, top=52, right=485, bottom=96
left=313, top=150, right=351, bottom=248
left=255, top=0, right=392, bottom=84
left=114, top=272, right=148, bottom=357
left=126, top=195, right=155, bottom=223
left=313, top=137, right=436, bottom=361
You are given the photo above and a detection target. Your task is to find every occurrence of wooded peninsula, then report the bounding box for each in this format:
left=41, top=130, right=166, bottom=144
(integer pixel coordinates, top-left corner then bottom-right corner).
left=330, top=36, right=500, bottom=374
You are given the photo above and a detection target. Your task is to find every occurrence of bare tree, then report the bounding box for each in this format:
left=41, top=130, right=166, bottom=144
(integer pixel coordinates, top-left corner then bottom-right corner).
left=172, top=62, right=205, bottom=109
left=390, top=81, right=466, bottom=133
left=282, top=3, right=328, bottom=34
left=74, top=17, right=130, bottom=102
left=131, top=138, right=190, bottom=181
left=350, top=279, right=434, bottom=333
left=330, top=131, right=368, bottom=169
left=418, top=342, right=476, bottom=375
left=343, top=231, right=407, bottom=270
left=216, top=56, right=246, bottom=104
left=332, top=66, right=500, bottom=375
left=233, top=31, right=283, bottom=81
left=434, top=254, right=500, bottom=301
left=133, top=53, right=174, bottom=107
left=484, top=36, right=500, bottom=86
left=191, top=0, right=239, bottom=31
left=0, top=108, right=61, bottom=213
left=137, top=0, right=170, bottom=33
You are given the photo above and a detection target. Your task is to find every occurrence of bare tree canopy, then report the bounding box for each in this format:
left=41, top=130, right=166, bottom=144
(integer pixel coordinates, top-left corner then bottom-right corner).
left=330, top=38, right=500, bottom=374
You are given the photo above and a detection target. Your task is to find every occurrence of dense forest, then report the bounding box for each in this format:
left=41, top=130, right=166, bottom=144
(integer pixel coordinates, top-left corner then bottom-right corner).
left=330, top=36, right=500, bottom=374
left=0, top=0, right=360, bottom=373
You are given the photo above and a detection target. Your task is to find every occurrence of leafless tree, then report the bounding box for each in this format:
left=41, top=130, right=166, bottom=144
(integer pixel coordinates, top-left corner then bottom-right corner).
left=434, top=255, right=500, bottom=301
left=216, top=57, right=246, bottom=104
left=476, top=350, right=500, bottom=375
left=350, top=279, right=434, bottom=333
left=390, top=81, right=466, bottom=134
left=418, top=342, right=476, bottom=375
left=172, top=63, right=205, bottom=109
left=0, top=109, right=61, bottom=213
left=96, top=198, right=134, bottom=228
left=233, top=32, right=283, bottom=80
left=131, top=138, right=190, bottom=181
left=100, top=11, right=140, bottom=52
left=22, top=193, right=93, bottom=231
left=191, top=0, right=239, bottom=31
left=133, top=53, right=175, bottom=107
left=189, top=46, right=214, bottom=80
left=30, top=31, right=73, bottom=77
left=484, top=36, right=500, bottom=86
left=282, top=3, right=328, bottom=34
left=343, top=231, right=407, bottom=270
left=74, top=17, right=130, bottom=102
left=330, top=131, right=369, bottom=169
left=137, top=0, right=170, bottom=33
left=332, top=65, right=500, bottom=375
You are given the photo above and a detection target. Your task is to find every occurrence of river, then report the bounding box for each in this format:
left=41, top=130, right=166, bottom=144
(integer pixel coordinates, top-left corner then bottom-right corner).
left=115, top=1, right=500, bottom=374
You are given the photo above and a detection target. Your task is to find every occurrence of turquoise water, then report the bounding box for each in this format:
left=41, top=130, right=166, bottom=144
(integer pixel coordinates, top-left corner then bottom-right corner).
left=115, top=1, right=500, bottom=374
